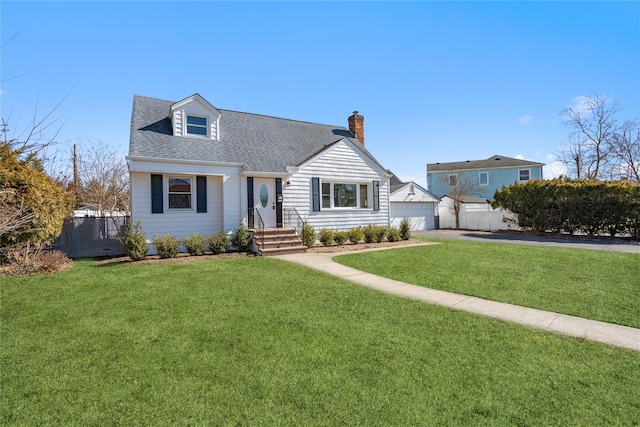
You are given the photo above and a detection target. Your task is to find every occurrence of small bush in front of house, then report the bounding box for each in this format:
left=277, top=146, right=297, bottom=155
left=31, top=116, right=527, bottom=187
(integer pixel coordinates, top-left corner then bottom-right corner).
left=400, top=217, right=411, bottom=240
left=387, top=226, right=402, bottom=242
left=208, top=231, right=229, bottom=254
left=374, top=226, right=388, bottom=243
left=120, top=221, right=147, bottom=261
left=362, top=224, right=376, bottom=243
left=183, top=233, right=207, bottom=256
left=319, top=228, right=334, bottom=246
left=301, top=221, right=316, bottom=248
left=376, top=225, right=389, bottom=243
left=333, top=230, right=348, bottom=246
left=231, top=221, right=252, bottom=252
left=153, top=235, right=179, bottom=259
left=362, top=224, right=386, bottom=243
left=348, top=227, right=364, bottom=244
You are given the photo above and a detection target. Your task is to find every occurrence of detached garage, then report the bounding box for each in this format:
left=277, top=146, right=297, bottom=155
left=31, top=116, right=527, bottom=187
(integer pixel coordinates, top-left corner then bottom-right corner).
left=390, top=181, right=439, bottom=230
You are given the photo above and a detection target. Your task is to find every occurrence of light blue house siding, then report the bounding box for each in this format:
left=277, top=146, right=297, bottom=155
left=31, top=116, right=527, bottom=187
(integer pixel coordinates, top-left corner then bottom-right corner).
left=426, top=155, right=544, bottom=200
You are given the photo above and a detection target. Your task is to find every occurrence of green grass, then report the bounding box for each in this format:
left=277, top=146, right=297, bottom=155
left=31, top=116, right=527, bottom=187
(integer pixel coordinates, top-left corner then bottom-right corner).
left=1, top=257, right=639, bottom=425
left=335, top=239, right=640, bottom=328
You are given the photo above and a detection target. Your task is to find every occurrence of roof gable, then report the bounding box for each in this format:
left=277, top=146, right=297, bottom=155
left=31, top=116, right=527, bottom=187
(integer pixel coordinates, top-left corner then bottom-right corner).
left=427, top=154, right=544, bottom=172
left=170, top=93, right=221, bottom=117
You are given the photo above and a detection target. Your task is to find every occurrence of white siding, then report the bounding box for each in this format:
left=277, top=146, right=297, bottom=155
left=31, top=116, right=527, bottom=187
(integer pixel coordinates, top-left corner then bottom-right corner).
left=170, top=102, right=219, bottom=140
left=130, top=163, right=244, bottom=251
left=284, top=140, right=390, bottom=231
left=131, top=172, right=223, bottom=240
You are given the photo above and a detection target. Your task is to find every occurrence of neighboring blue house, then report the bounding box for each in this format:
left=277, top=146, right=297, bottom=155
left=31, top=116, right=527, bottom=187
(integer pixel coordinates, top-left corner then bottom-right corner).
left=426, top=155, right=544, bottom=199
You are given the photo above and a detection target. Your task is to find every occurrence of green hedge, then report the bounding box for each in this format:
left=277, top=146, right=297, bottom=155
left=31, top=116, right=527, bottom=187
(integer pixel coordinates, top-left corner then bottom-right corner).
left=491, top=178, right=640, bottom=238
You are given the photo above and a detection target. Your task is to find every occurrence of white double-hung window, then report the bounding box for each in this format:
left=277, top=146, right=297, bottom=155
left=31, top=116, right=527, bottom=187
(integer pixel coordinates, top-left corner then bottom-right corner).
left=186, top=115, right=208, bottom=137
left=168, top=177, right=192, bottom=209
left=518, top=169, right=531, bottom=182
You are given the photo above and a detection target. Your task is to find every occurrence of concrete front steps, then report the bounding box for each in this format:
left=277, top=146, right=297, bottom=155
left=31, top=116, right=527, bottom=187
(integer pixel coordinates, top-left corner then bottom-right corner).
left=252, top=228, right=307, bottom=256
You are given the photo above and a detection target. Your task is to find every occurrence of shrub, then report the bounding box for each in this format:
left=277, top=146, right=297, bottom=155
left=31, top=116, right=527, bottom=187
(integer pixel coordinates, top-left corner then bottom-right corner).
left=231, top=221, right=252, bottom=252
left=0, top=244, right=70, bottom=275
left=301, top=221, right=316, bottom=248
left=152, top=235, right=179, bottom=259
left=0, top=143, right=74, bottom=248
left=120, top=221, right=147, bottom=261
left=208, top=231, right=229, bottom=254
left=348, top=227, right=364, bottom=244
left=363, top=224, right=387, bottom=243
left=363, top=224, right=376, bottom=243
left=387, top=227, right=402, bottom=242
left=319, top=228, right=334, bottom=246
left=399, top=217, right=411, bottom=240
left=183, top=233, right=207, bottom=256
left=333, top=230, right=348, bottom=245
left=374, top=226, right=388, bottom=243
left=36, top=250, right=71, bottom=273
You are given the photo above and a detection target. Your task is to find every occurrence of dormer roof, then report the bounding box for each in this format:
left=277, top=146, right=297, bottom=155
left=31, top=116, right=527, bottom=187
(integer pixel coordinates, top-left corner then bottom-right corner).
left=169, top=93, right=221, bottom=117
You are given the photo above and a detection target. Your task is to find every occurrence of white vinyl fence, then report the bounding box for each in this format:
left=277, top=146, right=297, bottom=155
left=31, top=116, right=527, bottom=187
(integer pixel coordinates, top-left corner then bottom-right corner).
left=438, top=199, right=518, bottom=231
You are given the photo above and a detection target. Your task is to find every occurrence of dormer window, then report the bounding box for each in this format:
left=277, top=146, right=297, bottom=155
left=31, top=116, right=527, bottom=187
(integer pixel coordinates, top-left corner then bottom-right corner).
left=170, top=94, right=221, bottom=140
left=186, top=115, right=208, bottom=137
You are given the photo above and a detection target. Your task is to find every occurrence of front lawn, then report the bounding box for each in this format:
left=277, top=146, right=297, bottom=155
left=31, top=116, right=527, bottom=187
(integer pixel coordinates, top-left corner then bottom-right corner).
left=1, top=257, right=639, bottom=425
left=335, top=239, right=640, bottom=328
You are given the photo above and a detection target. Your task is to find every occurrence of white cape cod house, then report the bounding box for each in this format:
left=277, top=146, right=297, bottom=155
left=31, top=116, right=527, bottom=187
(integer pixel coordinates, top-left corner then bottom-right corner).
left=126, top=94, right=391, bottom=253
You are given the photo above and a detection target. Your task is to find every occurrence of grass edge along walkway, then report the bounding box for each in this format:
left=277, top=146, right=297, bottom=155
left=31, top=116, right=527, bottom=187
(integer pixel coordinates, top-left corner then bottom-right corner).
left=274, top=248, right=640, bottom=352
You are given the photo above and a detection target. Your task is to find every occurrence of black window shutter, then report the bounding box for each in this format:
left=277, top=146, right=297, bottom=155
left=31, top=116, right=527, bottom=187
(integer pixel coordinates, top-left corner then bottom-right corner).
left=196, top=176, right=207, bottom=213
left=151, top=174, right=163, bottom=213
left=275, top=178, right=283, bottom=227
left=373, top=180, right=380, bottom=211
left=247, top=177, right=254, bottom=228
left=312, top=177, right=320, bottom=212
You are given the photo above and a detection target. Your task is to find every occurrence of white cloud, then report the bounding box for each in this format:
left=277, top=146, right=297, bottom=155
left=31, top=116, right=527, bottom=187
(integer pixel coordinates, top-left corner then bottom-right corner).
left=518, top=115, right=534, bottom=124
left=569, top=95, right=595, bottom=114
left=515, top=154, right=524, bottom=160
left=544, top=153, right=567, bottom=179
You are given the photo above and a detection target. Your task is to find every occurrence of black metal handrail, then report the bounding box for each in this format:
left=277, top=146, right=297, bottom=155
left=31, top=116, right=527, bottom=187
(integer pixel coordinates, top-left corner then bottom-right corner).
left=254, top=208, right=265, bottom=253
left=283, top=208, right=304, bottom=237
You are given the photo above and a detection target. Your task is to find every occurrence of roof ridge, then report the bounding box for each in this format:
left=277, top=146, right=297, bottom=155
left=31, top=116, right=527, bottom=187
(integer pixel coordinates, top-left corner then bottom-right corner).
left=219, top=108, right=351, bottom=130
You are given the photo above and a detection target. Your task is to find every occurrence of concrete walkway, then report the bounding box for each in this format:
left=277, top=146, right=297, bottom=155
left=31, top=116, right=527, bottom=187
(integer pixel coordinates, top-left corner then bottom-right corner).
left=274, top=246, right=640, bottom=352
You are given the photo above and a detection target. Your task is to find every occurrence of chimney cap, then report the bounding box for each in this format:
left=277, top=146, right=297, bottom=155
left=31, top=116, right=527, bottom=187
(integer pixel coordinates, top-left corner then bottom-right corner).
left=352, top=110, right=359, bottom=116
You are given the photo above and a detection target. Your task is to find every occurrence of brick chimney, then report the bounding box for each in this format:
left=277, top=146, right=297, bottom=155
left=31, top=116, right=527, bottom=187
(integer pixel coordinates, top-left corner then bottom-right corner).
left=348, top=111, right=364, bottom=145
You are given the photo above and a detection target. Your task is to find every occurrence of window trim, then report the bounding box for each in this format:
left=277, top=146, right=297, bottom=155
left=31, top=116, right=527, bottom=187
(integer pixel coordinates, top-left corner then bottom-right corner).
left=185, top=114, right=209, bottom=138
left=319, top=180, right=371, bottom=210
left=479, top=172, right=489, bottom=186
left=167, top=176, right=193, bottom=210
left=518, top=168, right=531, bottom=182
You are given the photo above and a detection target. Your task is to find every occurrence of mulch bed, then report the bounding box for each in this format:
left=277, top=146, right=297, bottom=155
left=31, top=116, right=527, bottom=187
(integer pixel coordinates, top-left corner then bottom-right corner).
left=93, top=239, right=426, bottom=265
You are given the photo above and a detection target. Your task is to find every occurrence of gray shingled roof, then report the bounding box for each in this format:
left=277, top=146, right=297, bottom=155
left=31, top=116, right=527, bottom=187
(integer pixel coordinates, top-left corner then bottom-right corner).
left=427, top=155, right=544, bottom=172
left=129, top=95, right=381, bottom=173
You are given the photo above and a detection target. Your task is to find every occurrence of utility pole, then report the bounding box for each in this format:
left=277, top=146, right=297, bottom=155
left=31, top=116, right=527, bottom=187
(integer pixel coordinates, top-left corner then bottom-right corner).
left=73, top=144, right=80, bottom=207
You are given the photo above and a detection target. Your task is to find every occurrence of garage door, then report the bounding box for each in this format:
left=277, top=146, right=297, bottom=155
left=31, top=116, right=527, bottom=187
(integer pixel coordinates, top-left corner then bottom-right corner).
left=390, top=202, right=434, bottom=230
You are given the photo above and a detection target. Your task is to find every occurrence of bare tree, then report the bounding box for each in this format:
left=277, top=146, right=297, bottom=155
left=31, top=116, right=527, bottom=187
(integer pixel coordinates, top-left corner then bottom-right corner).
left=76, top=141, right=129, bottom=215
left=609, top=119, right=640, bottom=182
left=558, top=94, right=620, bottom=179
left=438, top=173, right=480, bottom=229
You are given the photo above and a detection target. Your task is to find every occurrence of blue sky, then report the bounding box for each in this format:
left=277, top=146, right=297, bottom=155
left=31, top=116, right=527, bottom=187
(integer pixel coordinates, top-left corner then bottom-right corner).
left=2, top=1, right=639, bottom=187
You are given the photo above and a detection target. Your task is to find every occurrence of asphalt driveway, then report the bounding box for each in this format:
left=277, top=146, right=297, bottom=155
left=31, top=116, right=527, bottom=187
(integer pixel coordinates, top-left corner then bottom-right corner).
left=413, top=229, right=640, bottom=254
